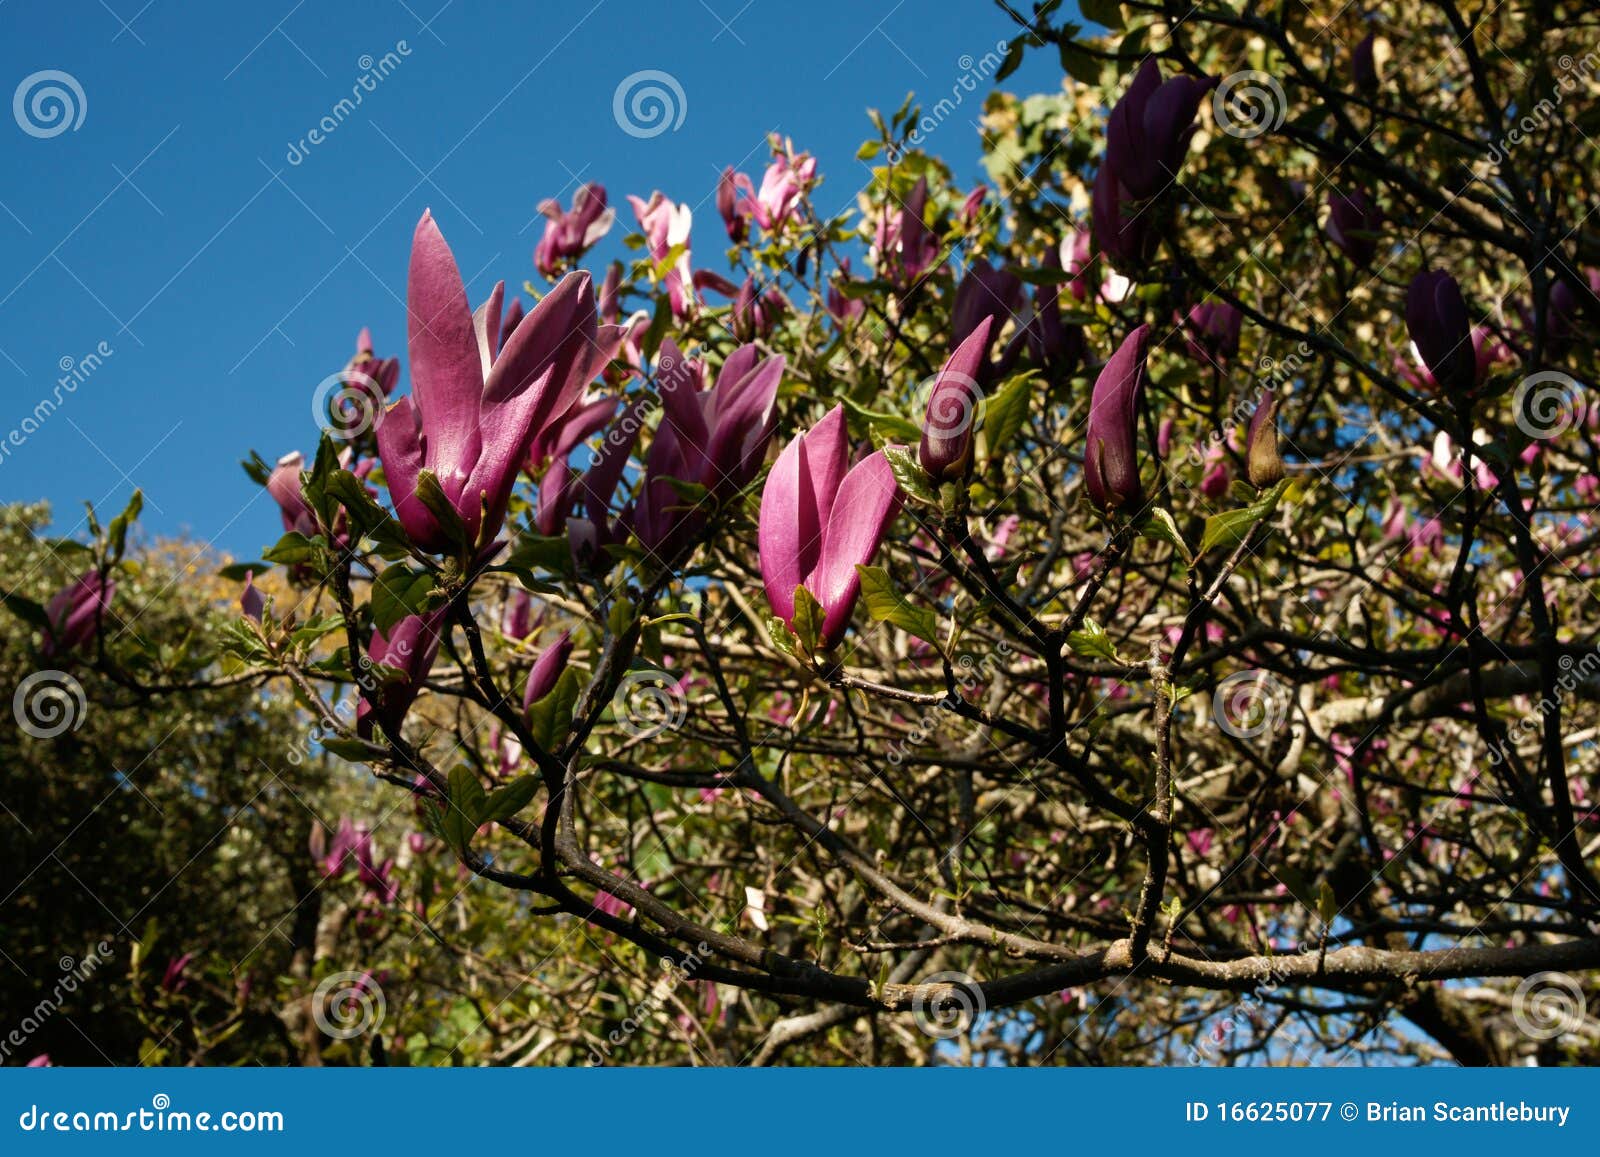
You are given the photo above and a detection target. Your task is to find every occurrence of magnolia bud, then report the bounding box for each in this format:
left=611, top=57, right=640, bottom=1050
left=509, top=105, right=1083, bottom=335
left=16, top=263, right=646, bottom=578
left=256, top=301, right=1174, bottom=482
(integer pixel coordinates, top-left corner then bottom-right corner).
left=1246, top=390, right=1286, bottom=489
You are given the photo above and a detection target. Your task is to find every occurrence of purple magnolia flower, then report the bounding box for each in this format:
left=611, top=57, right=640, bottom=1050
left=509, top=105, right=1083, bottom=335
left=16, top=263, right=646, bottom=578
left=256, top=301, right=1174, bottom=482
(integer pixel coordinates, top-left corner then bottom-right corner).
left=1325, top=189, right=1383, bottom=268
left=523, top=632, right=573, bottom=711
left=501, top=589, right=532, bottom=641
left=42, top=570, right=115, bottom=657
left=721, top=142, right=816, bottom=237
left=357, top=609, right=446, bottom=739
left=874, top=176, right=939, bottom=286
left=920, top=318, right=994, bottom=481
left=1092, top=61, right=1213, bottom=273
left=534, top=183, right=614, bottom=277
left=628, top=192, right=695, bottom=319
left=1084, top=324, right=1152, bottom=513
left=759, top=406, right=902, bottom=649
left=1406, top=270, right=1475, bottom=395
left=960, top=185, right=988, bottom=225
left=349, top=327, right=401, bottom=398
left=731, top=276, right=789, bottom=341
left=1104, top=59, right=1215, bottom=201
left=632, top=340, right=786, bottom=552
left=1353, top=33, right=1380, bottom=95
left=1246, top=390, right=1286, bottom=488
left=376, top=211, right=618, bottom=555
left=267, top=451, right=317, bottom=537
left=950, top=258, right=1023, bottom=351
left=161, top=952, right=193, bottom=993
left=827, top=258, right=865, bottom=323
left=1025, top=244, right=1084, bottom=374
left=240, top=570, right=265, bottom=622
left=1181, top=301, right=1243, bottom=364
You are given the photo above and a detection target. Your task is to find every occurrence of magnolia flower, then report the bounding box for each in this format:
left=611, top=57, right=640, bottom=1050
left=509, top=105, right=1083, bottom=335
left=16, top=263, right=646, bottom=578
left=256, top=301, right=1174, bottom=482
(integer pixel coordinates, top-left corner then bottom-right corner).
left=1181, top=301, right=1243, bottom=364
left=161, top=952, right=194, bottom=993
left=534, top=182, right=614, bottom=277
left=731, top=276, right=790, bottom=342
left=1406, top=270, right=1475, bottom=395
left=759, top=407, right=902, bottom=649
left=357, top=610, right=446, bottom=738
left=1246, top=390, right=1286, bottom=488
left=1084, top=325, right=1152, bottom=513
left=716, top=167, right=747, bottom=243
left=501, top=589, right=532, bottom=641
left=633, top=341, right=785, bottom=552
left=1093, top=60, right=1213, bottom=272
left=267, top=451, right=317, bottom=537
left=720, top=143, right=816, bottom=238
left=873, top=176, right=939, bottom=286
left=826, top=258, right=865, bottom=322
left=42, top=570, right=115, bottom=657
left=1353, top=33, right=1381, bottom=94
left=240, top=570, right=265, bottom=622
left=376, top=211, right=618, bottom=554
left=950, top=258, right=1022, bottom=351
left=348, top=327, right=400, bottom=398
left=1397, top=325, right=1509, bottom=392
left=919, top=318, right=993, bottom=481
left=523, top=632, right=572, bottom=711
left=629, top=191, right=695, bottom=319
left=1326, top=189, right=1382, bottom=268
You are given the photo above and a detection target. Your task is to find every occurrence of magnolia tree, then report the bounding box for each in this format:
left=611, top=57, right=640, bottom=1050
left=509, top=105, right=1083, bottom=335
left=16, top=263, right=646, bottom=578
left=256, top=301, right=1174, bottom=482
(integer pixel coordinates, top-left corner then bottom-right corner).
left=13, top=0, right=1600, bottom=1065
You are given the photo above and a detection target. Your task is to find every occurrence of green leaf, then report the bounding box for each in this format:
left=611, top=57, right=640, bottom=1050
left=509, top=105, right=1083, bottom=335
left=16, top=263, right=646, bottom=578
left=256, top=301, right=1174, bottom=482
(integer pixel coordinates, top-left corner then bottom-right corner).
left=498, top=534, right=574, bottom=578
left=994, top=37, right=1026, bottom=82
left=263, top=531, right=321, bottom=567
left=443, top=765, right=487, bottom=854
left=107, top=490, right=143, bottom=561
left=324, top=471, right=408, bottom=551
left=855, top=565, right=941, bottom=647
left=882, top=444, right=937, bottom=505
left=856, top=139, right=883, bottom=160
left=1065, top=618, right=1122, bottom=663
left=1136, top=507, right=1192, bottom=565
left=527, top=667, right=582, bottom=751
left=1198, top=479, right=1288, bottom=556
left=839, top=397, right=920, bottom=444
left=1079, top=0, right=1124, bottom=30
left=371, top=565, right=438, bottom=633
left=766, top=615, right=800, bottom=659
left=320, top=736, right=378, bottom=763
left=482, top=776, right=541, bottom=825
left=0, top=592, right=51, bottom=630
left=218, top=561, right=271, bottom=582
left=980, top=371, right=1035, bottom=464
left=414, top=469, right=472, bottom=550
left=792, top=585, right=825, bottom=656
left=1057, top=40, right=1102, bottom=85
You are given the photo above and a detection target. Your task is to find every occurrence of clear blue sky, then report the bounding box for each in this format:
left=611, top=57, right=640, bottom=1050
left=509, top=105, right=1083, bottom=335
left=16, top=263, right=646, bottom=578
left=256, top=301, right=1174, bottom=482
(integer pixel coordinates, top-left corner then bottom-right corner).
left=0, top=0, right=1066, bottom=559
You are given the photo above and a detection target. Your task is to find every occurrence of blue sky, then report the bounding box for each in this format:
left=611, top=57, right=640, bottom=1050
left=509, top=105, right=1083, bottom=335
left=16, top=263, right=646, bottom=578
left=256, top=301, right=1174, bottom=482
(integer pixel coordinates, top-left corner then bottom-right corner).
left=0, top=0, right=1065, bottom=559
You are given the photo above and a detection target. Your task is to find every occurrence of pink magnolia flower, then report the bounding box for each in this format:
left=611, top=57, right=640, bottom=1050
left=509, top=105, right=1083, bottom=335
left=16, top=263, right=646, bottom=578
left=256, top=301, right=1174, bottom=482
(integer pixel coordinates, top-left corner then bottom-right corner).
left=629, top=191, right=695, bottom=319
left=759, top=406, right=902, bottom=649
left=534, top=182, right=614, bottom=277
left=376, top=211, right=619, bottom=554
left=357, top=610, right=446, bottom=738
left=523, top=632, right=572, bottom=711
left=873, top=176, right=939, bottom=286
left=42, top=570, right=115, bottom=657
